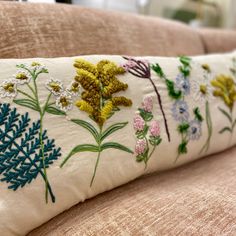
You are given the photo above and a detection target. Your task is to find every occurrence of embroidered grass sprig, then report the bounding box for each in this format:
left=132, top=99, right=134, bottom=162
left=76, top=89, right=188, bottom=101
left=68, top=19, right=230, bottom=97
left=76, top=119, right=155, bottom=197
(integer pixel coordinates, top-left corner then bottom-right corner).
left=134, top=96, right=162, bottom=168
left=60, top=59, right=133, bottom=186
left=122, top=57, right=171, bottom=142
left=211, top=74, right=236, bottom=136
left=0, top=62, right=65, bottom=203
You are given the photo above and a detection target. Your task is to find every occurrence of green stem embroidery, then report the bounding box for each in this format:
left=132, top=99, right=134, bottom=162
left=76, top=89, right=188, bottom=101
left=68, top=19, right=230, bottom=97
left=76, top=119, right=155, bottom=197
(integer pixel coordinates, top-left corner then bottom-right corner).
left=200, top=101, right=212, bottom=154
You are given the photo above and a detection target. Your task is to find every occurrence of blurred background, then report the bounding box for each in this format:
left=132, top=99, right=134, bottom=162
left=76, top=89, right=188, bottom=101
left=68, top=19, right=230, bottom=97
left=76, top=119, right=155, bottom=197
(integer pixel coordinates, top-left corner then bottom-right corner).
left=4, top=0, right=236, bottom=29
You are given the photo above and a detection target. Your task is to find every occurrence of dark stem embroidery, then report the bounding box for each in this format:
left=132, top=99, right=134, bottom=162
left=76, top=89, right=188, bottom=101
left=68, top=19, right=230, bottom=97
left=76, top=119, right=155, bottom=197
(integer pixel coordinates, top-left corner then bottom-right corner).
left=122, top=57, right=171, bottom=142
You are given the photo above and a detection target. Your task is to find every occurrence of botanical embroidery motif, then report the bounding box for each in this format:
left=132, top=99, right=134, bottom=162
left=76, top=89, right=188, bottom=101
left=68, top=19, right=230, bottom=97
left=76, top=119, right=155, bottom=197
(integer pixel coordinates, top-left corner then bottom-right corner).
left=192, top=64, right=213, bottom=153
left=122, top=57, right=171, bottom=142
left=134, top=96, right=162, bottom=167
left=152, top=57, right=203, bottom=163
left=0, top=103, right=61, bottom=202
left=0, top=62, right=64, bottom=203
left=60, top=59, right=133, bottom=186
left=211, top=74, right=236, bottom=135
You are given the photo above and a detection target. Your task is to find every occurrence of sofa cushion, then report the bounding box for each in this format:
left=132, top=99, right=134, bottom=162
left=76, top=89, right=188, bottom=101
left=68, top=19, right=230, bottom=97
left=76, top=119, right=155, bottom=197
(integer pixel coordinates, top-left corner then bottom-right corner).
left=0, top=2, right=204, bottom=58
left=198, top=29, right=236, bottom=54
left=28, top=145, right=236, bottom=236
left=0, top=52, right=235, bottom=235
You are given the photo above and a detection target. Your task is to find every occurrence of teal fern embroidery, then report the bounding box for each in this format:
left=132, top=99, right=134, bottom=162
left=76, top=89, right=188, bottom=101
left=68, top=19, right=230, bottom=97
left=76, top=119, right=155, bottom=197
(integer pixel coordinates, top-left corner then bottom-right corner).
left=152, top=57, right=203, bottom=163
left=0, top=62, right=65, bottom=203
left=0, top=103, right=61, bottom=202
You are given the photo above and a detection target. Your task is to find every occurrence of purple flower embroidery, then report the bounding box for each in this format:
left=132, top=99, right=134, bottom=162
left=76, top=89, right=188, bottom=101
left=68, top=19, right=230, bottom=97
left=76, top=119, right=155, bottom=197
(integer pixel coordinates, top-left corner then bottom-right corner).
left=149, top=120, right=160, bottom=137
left=122, top=56, right=170, bottom=142
left=135, top=139, right=147, bottom=155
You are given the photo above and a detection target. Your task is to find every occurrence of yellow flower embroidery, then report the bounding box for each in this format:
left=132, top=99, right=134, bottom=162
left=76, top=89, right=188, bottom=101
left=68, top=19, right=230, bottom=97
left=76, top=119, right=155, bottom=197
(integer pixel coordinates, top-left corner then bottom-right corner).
left=211, top=75, right=236, bottom=111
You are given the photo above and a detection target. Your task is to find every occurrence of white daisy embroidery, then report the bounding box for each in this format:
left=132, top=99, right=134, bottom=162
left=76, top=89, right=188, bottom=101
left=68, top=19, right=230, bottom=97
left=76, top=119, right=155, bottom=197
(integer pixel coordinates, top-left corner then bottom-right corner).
left=45, top=78, right=64, bottom=96
left=56, top=91, right=73, bottom=112
left=13, top=70, right=32, bottom=85
left=0, top=80, right=17, bottom=98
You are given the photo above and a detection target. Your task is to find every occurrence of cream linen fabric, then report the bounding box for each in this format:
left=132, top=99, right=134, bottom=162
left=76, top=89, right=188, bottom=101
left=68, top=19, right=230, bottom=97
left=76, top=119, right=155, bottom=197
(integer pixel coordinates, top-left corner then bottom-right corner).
left=0, top=52, right=235, bottom=236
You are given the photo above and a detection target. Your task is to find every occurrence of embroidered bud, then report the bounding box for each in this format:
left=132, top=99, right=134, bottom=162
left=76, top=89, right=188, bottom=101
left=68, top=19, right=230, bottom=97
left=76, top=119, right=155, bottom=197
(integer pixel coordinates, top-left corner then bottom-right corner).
left=142, top=96, right=153, bottom=112
left=149, top=120, right=160, bottom=137
left=133, top=114, right=145, bottom=132
left=135, top=139, right=147, bottom=155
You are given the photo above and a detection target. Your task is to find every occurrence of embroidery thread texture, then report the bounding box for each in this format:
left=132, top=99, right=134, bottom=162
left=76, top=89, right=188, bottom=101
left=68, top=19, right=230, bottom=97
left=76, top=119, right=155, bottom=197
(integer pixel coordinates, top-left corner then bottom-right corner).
left=122, top=57, right=171, bottom=142
left=0, top=103, right=61, bottom=202
left=134, top=96, right=162, bottom=167
left=60, top=59, right=133, bottom=186
left=152, top=57, right=203, bottom=163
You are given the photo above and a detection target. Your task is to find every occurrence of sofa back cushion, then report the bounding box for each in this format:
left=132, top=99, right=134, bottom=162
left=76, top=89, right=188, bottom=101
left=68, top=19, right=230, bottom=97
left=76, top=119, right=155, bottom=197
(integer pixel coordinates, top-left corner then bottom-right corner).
left=0, top=2, right=205, bottom=58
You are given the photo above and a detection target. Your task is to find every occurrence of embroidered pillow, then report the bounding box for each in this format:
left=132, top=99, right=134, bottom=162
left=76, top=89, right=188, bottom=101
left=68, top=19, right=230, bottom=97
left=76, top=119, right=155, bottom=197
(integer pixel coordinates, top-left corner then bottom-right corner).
left=0, top=52, right=235, bottom=235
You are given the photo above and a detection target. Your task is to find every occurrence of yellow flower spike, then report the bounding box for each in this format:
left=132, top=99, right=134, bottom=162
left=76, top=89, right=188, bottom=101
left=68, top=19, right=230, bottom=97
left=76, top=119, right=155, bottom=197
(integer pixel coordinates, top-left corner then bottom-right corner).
left=75, top=100, right=94, bottom=114
left=74, top=59, right=97, bottom=76
left=202, top=64, right=211, bottom=73
left=73, top=58, right=132, bottom=125
left=100, top=101, right=113, bottom=121
left=112, top=96, right=132, bottom=107
left=211, top=74, right=236, bottom=110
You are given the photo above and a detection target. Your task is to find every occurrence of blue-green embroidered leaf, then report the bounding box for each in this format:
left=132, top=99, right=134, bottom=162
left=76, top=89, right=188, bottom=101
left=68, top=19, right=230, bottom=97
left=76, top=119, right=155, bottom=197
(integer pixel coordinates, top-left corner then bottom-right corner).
left=60, top=144, right=99, bottom=168
left=0, top=103, right=61, bottom=192
left=101, top=142, right=133, bottom=153
left=13, top=98, right=39, bottom=112
left=218, top=107, right=232, bottom=123
left=101, top=122, right=128, bottom=142
left=45, top=105, right=66, bottom=116
left=71, top=119, right=99, bottom=142
left=219, top=127, right=232, bottom=134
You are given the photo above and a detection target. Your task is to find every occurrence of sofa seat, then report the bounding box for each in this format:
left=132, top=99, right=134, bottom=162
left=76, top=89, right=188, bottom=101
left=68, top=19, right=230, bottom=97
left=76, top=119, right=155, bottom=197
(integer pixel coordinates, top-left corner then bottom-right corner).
left=28, top=146, right=236, bottom=236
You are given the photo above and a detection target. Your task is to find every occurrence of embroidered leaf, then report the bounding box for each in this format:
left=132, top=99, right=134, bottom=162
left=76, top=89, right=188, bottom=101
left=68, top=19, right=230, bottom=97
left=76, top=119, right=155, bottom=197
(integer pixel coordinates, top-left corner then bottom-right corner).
left=138, top=108, right=153, bottom=121
left=178, top=141, right=188, bottom=154
left=233, top=119, right=236, bottom=130
left=218, top=107, right=232, bottom=123
left=45, top=105, right=66, bottom=116
left=193, top=107, right=204, bottom=122
left=0, top=103, right=61, bottom=192
left=149, top=136, right=162, bottom=146
left=13, top=99, right=39, bottom=112
left=165, top=79, right=182, bottom=100
left=178, top=123, right=190, bottom=134
left=101, top=142, right=133, bottom=153
left=101, top=122, right=128, bottom=142
left=219, top=127, right=232, bottom=134
left=179, top=56, right=191, bottom=77
left=151, top=64, right=165, bottom=78
left=71, top=119, right=99, bottom=142
left=60, top=144, right=99, bottom=168
left=180, top=56, right=191, bottom=66
left=136, top=125, right=149, bottom=139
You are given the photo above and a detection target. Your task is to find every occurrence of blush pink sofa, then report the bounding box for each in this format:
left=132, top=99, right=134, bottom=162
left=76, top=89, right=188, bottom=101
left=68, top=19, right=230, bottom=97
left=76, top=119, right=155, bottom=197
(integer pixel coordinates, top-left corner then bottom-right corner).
left=0, top=2, right=236, bottom=235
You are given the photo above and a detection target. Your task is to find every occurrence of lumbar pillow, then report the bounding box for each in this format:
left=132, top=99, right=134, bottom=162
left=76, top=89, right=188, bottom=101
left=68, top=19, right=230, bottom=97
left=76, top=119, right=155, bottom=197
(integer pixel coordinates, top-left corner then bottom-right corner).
left=0, top=52, right=235, bottom=235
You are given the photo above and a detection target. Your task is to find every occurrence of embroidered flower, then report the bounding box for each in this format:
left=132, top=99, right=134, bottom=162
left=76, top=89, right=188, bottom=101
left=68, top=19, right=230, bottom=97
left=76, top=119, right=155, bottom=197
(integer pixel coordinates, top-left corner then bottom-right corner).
left=133, top=114, right=145, bottom=132
left=46, top=78, right=64, bottom=96
left=211, top=75, right=236, bottom=110
left=0, top=80, right=17, bottom=98
left=149, top=120, right=160, bottom=137
left=66, top=81, right=80, bottom=96
left=56, top=91, right=73, bottom=112
left=30, top=62, right=47, bottom=73
left=135, top=139, right=147, bottom=155
left=121, top=59, right=137, bottom=71
left=175, top=73, right=190, bottom=95
left=13, top=70, right=31, bottom=85
left=192, top=79, right=213, bottom=102
left=172, top=100, right=189, bottom=122
left=187, top=120, right=202, bottom=140
left=142, top=96, right=153, bottom=112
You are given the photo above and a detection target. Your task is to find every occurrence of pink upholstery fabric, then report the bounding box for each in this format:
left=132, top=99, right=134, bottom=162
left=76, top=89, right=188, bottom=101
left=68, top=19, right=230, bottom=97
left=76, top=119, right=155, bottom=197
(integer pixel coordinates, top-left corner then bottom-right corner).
left=0, top=2, right=204, bottom=58
left=28, top=146, right=236, bottom=235
left=198, top=28, right=236, bottom=54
